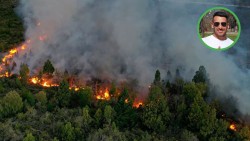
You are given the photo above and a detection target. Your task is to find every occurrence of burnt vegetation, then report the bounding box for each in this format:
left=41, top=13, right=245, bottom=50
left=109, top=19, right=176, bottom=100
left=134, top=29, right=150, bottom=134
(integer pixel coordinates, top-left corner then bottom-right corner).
left=0, top=1, right=250, bottom=141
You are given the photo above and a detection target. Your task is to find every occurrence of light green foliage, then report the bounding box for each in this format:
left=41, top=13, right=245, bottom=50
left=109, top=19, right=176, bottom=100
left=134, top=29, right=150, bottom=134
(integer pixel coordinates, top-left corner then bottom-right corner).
left=23, top=133, right=35, bottom=141
left=35, top=91, right=47, bottom=105
left=52, top=137, right=59, bottom=141
left=82, top=106, right=92, bottom=129
left=147, top=85, right=162, bottom=102
left=104, top=105, right=114, bottom=124
left=183, top=82, right=202, bottom=106
left=142, top=85, right=171, bottom=133
left=61, top=122, right=75, bottom=141
left=1, top=90, right=23, bottom=117
left=238, top=126, right=250, bottom=140
left=94, top=108, right=102, bottom=126
left=188, top=95, right=218, bottom=139
left=87, top=122, right=126, bottom=141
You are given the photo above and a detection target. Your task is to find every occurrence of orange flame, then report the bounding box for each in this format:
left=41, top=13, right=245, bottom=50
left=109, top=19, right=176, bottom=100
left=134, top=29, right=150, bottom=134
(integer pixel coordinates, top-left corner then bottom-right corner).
left=69, top=87, right=80, bottom=91
left=96, top=88, right=110, bottom=100
left=133, top=102, right=143, bottom=108
left=30, top=77, right=39, bottom=84
left=0, top=71, right=9, bottom=77
left=229, top=123, right=237, bottom=131
left=9, top=49, right=17, bottom=54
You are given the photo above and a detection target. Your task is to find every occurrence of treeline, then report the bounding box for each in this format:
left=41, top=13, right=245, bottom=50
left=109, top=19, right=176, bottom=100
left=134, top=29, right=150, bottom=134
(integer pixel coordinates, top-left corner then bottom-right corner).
left=0, top=66, right=250, bottom=141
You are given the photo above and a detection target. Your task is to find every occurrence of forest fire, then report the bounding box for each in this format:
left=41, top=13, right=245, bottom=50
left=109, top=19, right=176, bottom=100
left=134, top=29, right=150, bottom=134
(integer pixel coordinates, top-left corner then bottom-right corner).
left=30, top=77, right=59, bottom=88
left=0, top=25, right=143, bottom=108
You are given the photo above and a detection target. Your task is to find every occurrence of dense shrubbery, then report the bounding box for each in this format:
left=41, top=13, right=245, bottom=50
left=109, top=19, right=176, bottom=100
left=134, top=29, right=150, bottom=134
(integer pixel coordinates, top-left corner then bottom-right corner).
left=0, top=0, right=24, bottom=52
left=0, top=67, right=249, bottom=141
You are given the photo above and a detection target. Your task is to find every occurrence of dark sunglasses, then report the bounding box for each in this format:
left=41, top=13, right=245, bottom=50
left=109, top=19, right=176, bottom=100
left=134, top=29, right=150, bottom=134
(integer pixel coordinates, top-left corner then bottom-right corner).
left=213, top=22, right=227, bottom=27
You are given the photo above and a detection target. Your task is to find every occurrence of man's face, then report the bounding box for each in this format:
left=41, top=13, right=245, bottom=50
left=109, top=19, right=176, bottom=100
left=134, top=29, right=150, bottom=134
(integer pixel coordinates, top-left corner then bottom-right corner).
left=212, top=16, right=228, bottom=39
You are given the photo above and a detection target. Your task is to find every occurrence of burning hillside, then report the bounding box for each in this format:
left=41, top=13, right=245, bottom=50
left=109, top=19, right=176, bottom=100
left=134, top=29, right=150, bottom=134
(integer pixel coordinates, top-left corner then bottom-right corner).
left=0, top=0, right=249, bottom=115
left=0, top=41, right=144, bottom=108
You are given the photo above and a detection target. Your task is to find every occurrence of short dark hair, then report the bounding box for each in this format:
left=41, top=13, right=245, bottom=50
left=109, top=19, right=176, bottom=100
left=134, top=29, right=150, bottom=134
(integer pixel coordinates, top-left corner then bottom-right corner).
left=213, top=11, right=228, bottom=20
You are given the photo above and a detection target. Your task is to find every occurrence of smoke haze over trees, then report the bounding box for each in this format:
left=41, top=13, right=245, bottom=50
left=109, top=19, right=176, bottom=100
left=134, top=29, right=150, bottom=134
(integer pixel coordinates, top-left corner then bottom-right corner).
left=11, top=0, right=250, bottom=114
left=1, top=0, right=250, bottom=140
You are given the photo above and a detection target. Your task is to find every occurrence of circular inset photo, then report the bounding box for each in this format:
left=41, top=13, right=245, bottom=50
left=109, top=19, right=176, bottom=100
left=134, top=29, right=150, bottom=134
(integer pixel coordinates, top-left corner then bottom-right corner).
left=198, top=7, right=241, bottom=51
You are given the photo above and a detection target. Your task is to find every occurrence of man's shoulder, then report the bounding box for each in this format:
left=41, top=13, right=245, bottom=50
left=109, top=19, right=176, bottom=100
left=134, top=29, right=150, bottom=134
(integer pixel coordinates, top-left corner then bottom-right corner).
left=202, top=35, right=214, bottom=41
left=226, top=37, right=234, bottom=43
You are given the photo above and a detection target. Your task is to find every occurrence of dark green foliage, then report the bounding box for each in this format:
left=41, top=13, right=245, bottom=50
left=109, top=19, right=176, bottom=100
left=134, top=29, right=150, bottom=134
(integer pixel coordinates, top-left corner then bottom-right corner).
left=154, top=69, right=161, bottom=85
left=192, top=66, right=209, bottom=83
left=114, top=88, right=138, bottom=128
left=43, top=59, right=55, bottom=75
left=19, top=63, right=29, bottom=84
left=180, top=130, right=199, bottom=141
left=109, top=82, right=116, bottom=97
left=21, top=88, right=35, bottom=106
left=0, top=61, right=247, bottom=141
left=70, top=88, right=92, bottom=108
left=167, top=70, right=172, bottom=81
left=0, top=0, right=24, bottom=52
left=56, top=79, right=70, bottom=107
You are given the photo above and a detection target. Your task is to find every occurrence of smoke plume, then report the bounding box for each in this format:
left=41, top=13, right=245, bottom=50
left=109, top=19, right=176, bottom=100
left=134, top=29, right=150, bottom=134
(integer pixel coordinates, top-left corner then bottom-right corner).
left=15, top=0, right=250, bottom=114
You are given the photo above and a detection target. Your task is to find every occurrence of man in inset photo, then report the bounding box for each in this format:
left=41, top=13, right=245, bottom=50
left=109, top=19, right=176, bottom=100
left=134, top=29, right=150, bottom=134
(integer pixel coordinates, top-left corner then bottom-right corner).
left=202, top=11, right=234, bottom=49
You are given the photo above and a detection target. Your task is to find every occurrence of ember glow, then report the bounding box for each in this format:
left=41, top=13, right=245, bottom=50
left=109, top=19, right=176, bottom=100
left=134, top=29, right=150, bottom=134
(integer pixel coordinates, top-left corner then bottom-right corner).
left=0, top=72, right=9, bottom=77
left=0, top=41, right=30, bottom=78
left=96, top=88, right=110, bottom=100
left=31, top=77, right=39, bottom=84
left=125, top=98, right=129, bottom=103
left=229, top=123, right=237, bottom=131
left=29, top=76, right=59, bottom=88
left=133, top=101, right=143, bottom=108
left=69, top=87, right=80, bottom=91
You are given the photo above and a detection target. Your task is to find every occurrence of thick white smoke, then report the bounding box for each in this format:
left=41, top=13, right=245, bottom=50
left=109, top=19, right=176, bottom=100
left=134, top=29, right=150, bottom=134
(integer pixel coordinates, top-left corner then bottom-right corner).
left=15, top=0, right=250, bottom=114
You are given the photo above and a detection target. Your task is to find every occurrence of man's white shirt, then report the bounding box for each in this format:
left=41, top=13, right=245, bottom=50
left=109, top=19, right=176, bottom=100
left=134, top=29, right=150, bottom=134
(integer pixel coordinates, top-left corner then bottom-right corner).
left=202, top=35, right=234, bottom=49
